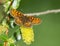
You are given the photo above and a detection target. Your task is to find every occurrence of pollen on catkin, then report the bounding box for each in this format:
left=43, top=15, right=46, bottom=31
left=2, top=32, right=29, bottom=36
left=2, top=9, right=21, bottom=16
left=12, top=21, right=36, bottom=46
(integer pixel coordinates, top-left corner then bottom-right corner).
left=20, top=26, right=34, bottom=45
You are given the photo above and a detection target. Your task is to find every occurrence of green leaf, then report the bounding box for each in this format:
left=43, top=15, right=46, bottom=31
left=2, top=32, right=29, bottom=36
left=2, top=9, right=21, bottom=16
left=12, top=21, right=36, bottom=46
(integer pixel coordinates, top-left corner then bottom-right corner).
left=0, top=43, right=3, bottom=46
left=4, top=0, right=21, bottom=13
left=0, top=5, right=6, bottom=23
left=4, top=1, right=11, bottom=12
left=0, top=34, right=8, bottom=41
left=10, top=43, right=15, bottom=46
left=11, top=0, right=21, bottom=9
left=8, top=25, right=20, bottom=38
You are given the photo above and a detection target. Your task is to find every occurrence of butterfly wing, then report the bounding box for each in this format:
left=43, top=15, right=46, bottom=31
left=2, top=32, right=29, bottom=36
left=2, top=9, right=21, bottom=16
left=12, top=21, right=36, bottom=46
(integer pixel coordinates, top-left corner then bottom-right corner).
left=14, top=16, right=32, bottom=27
left=14, top=18, right=22, bottom=26
left=23, top=21, right=32, bottom=27
left=28, top=16, right=41, bottom=24
left=10, top=9, right=24, bottom=18
left=22, top=16, right=32, bottom=27
left=32, top=18, right=41, bottom=24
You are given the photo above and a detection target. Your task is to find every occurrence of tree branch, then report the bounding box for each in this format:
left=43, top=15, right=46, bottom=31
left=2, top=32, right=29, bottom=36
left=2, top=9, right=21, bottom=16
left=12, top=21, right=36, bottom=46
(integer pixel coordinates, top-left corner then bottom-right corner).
left=24, top=9, right=60, bottom=16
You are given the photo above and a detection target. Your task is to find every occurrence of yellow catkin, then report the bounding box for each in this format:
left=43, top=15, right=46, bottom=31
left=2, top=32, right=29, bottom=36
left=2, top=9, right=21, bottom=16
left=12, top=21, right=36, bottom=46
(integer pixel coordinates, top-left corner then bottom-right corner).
left=20, top=26, right=34, bottom=45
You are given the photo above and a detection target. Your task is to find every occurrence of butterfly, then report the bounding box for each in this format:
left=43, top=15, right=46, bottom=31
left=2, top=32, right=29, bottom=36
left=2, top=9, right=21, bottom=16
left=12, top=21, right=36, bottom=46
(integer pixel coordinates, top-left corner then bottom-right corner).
left=10, top=9, right=41, bottom=27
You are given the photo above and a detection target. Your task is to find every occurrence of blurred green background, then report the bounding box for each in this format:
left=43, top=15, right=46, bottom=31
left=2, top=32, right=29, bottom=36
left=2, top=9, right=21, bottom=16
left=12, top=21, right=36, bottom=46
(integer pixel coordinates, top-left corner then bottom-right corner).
left=17, top=0, right=60, bottom=46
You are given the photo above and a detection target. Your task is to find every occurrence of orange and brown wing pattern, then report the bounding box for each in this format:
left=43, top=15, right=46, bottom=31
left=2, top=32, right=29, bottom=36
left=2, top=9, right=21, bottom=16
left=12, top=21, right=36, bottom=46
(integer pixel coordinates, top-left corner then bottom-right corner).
left=10, top=9, right=24, bottom=18
left=31, top=18, right=41, bottom=24
left=28, top=16, right=41, bottom=24
left=10, top=9, right=41, bottom=27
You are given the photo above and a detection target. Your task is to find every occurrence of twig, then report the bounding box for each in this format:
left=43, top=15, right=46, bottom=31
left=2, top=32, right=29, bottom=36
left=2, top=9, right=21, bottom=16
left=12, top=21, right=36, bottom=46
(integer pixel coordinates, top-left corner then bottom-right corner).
left=4, top=42, right=7, bottom=46
left=24, top=9, right=60, bottom=16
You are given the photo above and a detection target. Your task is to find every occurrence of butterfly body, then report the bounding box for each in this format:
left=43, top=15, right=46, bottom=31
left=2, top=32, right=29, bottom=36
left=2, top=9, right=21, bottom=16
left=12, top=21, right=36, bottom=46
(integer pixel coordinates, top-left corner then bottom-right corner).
left=10, top=9, right=41, bottom=27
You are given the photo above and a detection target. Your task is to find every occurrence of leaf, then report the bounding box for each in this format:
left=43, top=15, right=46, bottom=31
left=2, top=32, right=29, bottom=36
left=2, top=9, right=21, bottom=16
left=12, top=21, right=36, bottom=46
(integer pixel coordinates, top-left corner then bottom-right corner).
left=11, top=0, right=21, bottom=9
left=10, top=43, right=15, bottom=46
left=0, top=5, right=5, bottom=23
left=4, top=1, right=11, bottom=12
left=0, top=43, right=3, bottom=46
left=4, top=0, right=21, bottom=13
left=8, top=25, right=20, bottom=38
left=0, top=34, right=8, bottom=41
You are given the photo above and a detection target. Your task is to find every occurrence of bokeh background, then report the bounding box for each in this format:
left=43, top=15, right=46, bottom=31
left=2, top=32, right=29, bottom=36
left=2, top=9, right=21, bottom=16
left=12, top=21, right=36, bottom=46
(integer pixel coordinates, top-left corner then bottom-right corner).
left=17, top=0, right=60, bottom=46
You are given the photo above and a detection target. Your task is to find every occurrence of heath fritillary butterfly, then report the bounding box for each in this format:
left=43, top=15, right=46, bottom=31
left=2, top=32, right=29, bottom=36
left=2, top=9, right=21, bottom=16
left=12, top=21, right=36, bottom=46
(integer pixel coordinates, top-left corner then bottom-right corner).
left=10, top=9, right=41, bottom=27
